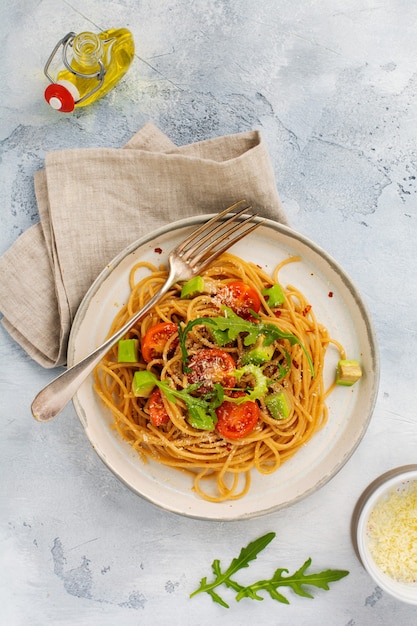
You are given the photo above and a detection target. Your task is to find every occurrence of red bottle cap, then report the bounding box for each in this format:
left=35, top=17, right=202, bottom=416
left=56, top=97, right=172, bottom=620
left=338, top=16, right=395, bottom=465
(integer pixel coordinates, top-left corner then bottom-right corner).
left=44, top=81, right=80, bottom=112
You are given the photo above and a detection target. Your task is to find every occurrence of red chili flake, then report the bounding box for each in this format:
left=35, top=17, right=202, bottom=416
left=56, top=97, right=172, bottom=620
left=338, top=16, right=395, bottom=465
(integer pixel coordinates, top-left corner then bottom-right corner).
left=274, top=310, right=282, bottom=318
left=328, top=291, right=334, bottom=298
left=154, top=247, right=163, bottom=254
left=302, top=305, right=312, bottom=316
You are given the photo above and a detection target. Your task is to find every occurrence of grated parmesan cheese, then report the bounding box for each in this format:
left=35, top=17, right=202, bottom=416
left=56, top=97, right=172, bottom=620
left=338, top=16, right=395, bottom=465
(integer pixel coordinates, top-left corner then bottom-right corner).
left=367, top=480, right=417, bottom=583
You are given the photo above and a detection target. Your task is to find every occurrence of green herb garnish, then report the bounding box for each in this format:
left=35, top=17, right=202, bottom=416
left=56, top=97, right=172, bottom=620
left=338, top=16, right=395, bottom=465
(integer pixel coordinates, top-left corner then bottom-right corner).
left=190, top=532, right=275, bottom=608
left=190, top=532, right=349, bottom=608
left=233, top=364, right=269, bottom=402
left=178, top=307, right=314, bottom=375
left=236, top=557, right=349, bottom=604
left=132, top=370, right=223, bottom=430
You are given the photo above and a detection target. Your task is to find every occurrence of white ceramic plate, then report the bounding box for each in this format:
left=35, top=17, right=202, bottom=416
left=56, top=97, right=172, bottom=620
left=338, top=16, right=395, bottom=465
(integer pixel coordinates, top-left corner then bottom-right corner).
left=68, top=217, right=379, bottom=520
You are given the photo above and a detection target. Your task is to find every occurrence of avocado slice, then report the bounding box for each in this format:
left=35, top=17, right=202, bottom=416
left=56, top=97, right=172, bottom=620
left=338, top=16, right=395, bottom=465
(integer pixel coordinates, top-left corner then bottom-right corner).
left=241, top=335, right=275, bottom=366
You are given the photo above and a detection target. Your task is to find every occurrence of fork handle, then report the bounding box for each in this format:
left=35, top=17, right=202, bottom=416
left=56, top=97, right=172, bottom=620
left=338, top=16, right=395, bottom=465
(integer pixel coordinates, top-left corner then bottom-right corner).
left=31, top=274, right=176, bottom=422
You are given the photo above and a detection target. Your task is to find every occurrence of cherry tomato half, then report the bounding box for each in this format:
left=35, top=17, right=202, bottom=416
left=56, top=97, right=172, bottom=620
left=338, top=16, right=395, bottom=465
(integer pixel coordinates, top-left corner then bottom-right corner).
left=187, top=348, right=237, bottom=393
left=217, top=281, right=261, bottom=319
left=148, top=388, right=170, bottom=426
left=141, top=322, right=178, bottom=363
left=215, top=398, right=259, bottom=439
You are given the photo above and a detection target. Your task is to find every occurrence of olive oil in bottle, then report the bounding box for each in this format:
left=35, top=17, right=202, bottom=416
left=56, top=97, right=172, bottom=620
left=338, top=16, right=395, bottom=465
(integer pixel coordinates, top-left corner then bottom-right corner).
left=44, top=28, right=135, bottom=112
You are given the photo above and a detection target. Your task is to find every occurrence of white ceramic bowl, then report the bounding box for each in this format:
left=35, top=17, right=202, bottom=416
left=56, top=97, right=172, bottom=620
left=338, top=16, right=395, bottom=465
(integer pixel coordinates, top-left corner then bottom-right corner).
left=353, top=465, right=417, bottom=604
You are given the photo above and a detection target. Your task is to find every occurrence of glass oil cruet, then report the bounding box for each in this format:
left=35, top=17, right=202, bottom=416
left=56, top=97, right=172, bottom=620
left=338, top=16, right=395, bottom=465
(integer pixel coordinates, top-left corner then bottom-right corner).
left=44, top=28, right=135, bottom=112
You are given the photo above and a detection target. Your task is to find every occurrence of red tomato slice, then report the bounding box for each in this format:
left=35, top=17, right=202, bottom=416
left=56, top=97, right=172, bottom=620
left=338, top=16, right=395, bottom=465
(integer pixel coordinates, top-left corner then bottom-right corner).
left=141, top=322, right=178, bottom=363
left=217, top=281, right=261, bottom=319
left=148, top=388, right=170, bottom=426
left=215, top=398, right=259, bottom=439
left=187, top=348, right=237, bottom=392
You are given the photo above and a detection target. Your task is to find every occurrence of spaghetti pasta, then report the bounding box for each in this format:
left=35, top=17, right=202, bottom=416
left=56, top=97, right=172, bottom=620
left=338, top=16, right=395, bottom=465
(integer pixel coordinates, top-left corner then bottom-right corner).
left=94, top=252, right=345, bottom=502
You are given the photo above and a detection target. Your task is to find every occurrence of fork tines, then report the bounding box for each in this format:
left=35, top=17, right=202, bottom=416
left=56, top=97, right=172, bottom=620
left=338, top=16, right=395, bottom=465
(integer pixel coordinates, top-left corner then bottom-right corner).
left=182, top=200, right=263, bottom=267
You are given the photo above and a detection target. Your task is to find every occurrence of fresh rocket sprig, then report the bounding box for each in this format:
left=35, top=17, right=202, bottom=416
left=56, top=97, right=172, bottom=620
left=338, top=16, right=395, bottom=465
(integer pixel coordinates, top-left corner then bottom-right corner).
left=190, top=532, right=349, bottom=608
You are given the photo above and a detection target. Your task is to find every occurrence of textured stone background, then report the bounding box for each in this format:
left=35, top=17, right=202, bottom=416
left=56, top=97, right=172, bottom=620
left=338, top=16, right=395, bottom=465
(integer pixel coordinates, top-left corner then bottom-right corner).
left=1, top=2, right=417, bottom=625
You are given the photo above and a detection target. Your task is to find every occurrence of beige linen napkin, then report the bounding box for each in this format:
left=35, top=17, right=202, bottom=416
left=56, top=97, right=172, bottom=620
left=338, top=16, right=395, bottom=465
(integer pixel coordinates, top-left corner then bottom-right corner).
left=0, top=122, right=287, bottom=368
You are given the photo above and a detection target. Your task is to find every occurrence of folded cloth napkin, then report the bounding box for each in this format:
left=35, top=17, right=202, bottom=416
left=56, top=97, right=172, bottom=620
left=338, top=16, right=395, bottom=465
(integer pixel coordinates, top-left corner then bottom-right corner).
left=0, top=122, right=287, bottom=368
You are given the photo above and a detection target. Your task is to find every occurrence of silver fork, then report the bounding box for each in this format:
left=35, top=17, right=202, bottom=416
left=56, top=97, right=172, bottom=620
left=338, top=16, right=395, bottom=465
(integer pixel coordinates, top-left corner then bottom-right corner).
left=31, top=200, right=262, bottom=422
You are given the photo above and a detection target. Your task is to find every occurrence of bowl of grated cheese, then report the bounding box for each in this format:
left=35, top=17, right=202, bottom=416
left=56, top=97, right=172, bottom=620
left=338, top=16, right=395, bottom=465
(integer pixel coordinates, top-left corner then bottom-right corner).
left=352, top=465, right=417, bottom=604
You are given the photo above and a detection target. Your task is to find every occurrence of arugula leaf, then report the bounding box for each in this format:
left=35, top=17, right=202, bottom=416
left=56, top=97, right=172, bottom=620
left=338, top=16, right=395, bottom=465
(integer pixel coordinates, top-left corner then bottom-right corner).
left=184, top=384, right=224, bottom=430
left=190, top=533, right=349, bottom=608
left=190, top=532, right=276, bottom=608
left=233, top=364, right=269, bottom=402
left=182, top=394, right=216, bottom=430
left=135, top=372, right=222, bottom=430
left=235, top=557, right=349, bottom=604
left=178, top=308, right=314, bottom=375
